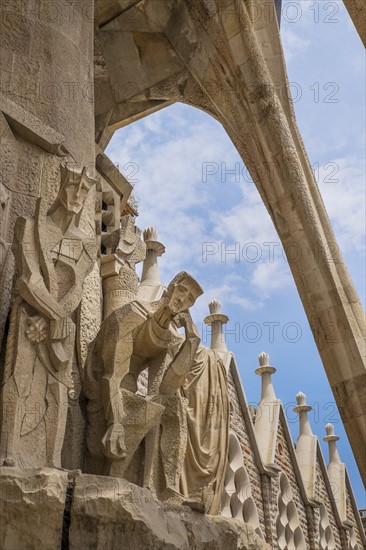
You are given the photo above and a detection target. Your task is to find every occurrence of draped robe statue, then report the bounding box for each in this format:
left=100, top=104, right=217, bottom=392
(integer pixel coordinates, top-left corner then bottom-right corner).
left=143, top=306, right=229, bottom=514
left=0, top=164, right=97, bottom=469
left=178, top=346, right=229, bottom=515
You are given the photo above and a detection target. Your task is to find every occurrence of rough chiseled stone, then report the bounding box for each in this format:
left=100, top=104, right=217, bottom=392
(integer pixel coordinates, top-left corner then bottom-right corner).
left=0, top=467, right=69, bottom=550
left=69, top=473, right=270, bottom=550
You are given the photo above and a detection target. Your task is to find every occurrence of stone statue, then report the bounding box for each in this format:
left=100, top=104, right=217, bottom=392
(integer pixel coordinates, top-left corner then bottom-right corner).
left=84, top=271, right=203, bottom=478
left=147, top=299, right=230, bottom=513
left=143, top=299, right=230, bottom=514
left=178, top=344, right=230, bottom=514
left=0, top=188, right=14, bottom=360
left=143, top=308, right=202, bottom=501
left=0, top=164, right=98, bottom=469
left=101, top=214, right=146, bottom=319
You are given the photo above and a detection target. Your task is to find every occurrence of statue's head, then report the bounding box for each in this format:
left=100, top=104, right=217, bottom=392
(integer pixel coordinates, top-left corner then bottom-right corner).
left=165, top=271, right=203, bottom=315
left=56, top=164, right=98, bottom=215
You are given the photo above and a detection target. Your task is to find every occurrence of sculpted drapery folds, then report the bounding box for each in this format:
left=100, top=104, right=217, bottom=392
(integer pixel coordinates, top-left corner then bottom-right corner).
left=0, top=164, right=98, bottom=469
left=155, top=314, right=230, bottom=514
left=178, top=346, right=229, bottom=515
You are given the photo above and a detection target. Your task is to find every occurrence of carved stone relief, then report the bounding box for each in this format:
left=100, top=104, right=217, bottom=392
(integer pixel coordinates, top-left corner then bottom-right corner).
left=276, top=473, right=306, bottom=550
left=0, top=164, right=98, bottom=469
left=319, top=503, right=336, bottom=550
left=221, top=431, right=264, bottom=539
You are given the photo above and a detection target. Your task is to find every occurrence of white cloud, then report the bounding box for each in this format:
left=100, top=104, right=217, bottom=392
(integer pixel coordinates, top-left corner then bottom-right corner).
left=251, top=261, right=292, bottom=296
left=190, top=272, right=262, bottom=324
left=210, top=186, right=277, bottom=245
left=280, top=27, right=310, bottom=64
left=107, top=105, right=238, bottom=282
left=107, top=104, right=300, bottom=308
left=106, top=105, right=365, bottom=319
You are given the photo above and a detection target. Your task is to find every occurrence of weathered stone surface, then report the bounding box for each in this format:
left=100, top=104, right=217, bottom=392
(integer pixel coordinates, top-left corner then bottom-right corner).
left=0, top=1, right=365, bottom=548
left=69, top=473, right=270, bottom=550
left=343, top=0, right=366, bottom=47
left=0, top=468, right=270, bottom=550
left=0, top=467, right=68, bottom=550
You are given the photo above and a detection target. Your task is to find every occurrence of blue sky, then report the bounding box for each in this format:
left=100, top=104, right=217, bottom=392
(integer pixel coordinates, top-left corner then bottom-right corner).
left=106, top=1, right=365, bottom=506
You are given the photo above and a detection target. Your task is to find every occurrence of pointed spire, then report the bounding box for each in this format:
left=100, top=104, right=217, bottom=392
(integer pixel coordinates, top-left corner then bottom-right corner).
left=294, top=392, right=313, bottom=437
left=254, top=353, right=280, bottom=466
left=294, top=392, right=318, bottom=501
left=255, top=352, right=277, bottom=401
left=204, top=299, right=229, bottom=353
left=137, top=226, right=165, bottom=302
left=323, top=423, right=342, bottom=465
left=323, top=423, right=347, bottom=522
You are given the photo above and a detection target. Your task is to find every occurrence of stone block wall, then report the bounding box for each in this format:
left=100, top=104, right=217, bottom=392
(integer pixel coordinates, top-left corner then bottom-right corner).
left=225, top=363, right=365, bottom=549
left=271, top=421, right=310, bottom=548
left=227, top=367, right=266, bottom=535
left=313, top=460, right=343, bottom=549
left=135, top=353, right=364, bottom=549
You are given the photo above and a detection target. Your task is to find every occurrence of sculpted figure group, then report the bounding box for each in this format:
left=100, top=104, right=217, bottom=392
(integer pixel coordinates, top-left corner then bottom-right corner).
left=0, top=163, right=229, bottom=515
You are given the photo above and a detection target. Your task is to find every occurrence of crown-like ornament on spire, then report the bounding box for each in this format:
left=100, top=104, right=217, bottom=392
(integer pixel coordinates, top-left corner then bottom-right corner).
left=324, top=423, right=342, bottom=465
left=138, top=226, right=165, bottom=302
left=323, top=423, right=340, bottom=443
left=294, top=391, right=312, bottom=413
left=323, top=423, right=346, bottom=520
left=142, top=226, right=165, bottom=256
left=204, top=299, right=229, bottom=352
left=255, top=352, right=276, bottom=376
left=294, top=391, right=314, bottom=439
left=143, top=226, right=157, bottom=241
left=204, top=299, right=229, bottom=325
left=255, top=352, right=277, bottom=401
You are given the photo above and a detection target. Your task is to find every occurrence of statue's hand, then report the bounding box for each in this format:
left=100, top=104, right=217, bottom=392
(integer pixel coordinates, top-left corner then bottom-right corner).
left=102, top=423, right=127, bottom=460
left=173, top=311, right=192, bottom=329
left=174, top=311, right=200, bottom=340
left=49, top=317, right=71, bottom=340
left=26, top=316, right=48, bottom=342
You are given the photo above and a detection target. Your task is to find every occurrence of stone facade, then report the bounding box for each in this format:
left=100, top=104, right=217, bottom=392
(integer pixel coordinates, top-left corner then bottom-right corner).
left=137, top=296, right=364, bottom=549
left=222, top=353, right=365, bottom=550
left=0, top=1, right=365, bottom=548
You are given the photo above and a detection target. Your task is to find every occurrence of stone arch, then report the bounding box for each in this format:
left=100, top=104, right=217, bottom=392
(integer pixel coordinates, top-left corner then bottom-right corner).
left=94, top=1, right=366, bottom=483
left=221, top=431, right=264, bottom=539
